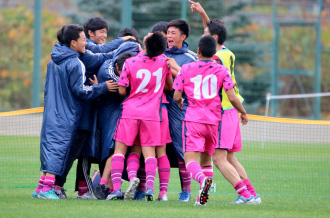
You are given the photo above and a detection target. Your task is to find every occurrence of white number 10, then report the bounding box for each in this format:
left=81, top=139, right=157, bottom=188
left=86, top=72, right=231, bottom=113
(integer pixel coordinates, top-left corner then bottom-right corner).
left=136, top=68, right=163, bottom=94
left=190, top=74, right=217, bottom=99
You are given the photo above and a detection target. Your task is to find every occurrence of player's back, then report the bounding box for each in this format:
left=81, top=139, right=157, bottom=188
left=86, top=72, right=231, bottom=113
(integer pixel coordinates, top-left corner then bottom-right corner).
left=177, top=60, right=234, bottom=125
left=213, top=47, right=243, bottom=110
left=119, top=53, right=171, bottom=121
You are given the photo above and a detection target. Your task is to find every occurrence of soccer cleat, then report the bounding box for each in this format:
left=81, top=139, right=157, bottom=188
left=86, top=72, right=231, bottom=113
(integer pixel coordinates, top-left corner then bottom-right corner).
left=145, top=188, right=154, bottom=201
left=134, top=189, right=146, bottom=200
left=77, top=192, right=97, bottom=200
left=178, top=190, right=191, bottom=202
left=106, top=189, right=123, bottom=200
left=232, top=195, right=256, bottom=204
left=158, top=194, right=168, bottom=201
left=124, top=177, right=140, bottom=200
left=32, top=190, right=39, bottom=199
left=254, top=194, right=262, bottom=205
left=194, top=195, right=205, bottom=206
left=199, top=177, right=212, bottom=205
left=94, top=184, right=109, bottom=200
left=38, top=189, right=60, bottom=200
left=54, top=187, right=67, bottom=199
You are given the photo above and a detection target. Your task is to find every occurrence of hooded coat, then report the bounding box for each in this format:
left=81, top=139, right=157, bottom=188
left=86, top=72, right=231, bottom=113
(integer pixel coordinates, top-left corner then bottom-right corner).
left=164, top=42, right=197, bottom=162
left=39, top=42, right=109, bottom=176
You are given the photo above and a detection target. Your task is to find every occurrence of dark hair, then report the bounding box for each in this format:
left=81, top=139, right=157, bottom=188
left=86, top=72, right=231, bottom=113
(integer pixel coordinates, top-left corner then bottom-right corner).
left=198, top=35, right=217, bottom=58
left=167, top=19, right=190, bottom=39
left=151, top=21, right=168, bottom=34
left=207, top=19, right=227, bottom=45
left=57, top=24, right=84, bottom=47
left=118, top=27, right=140, bottom=43
left=83, top=17, right=108, bottom=38
left=115, top=52, right=137, bottom=71
left=145, top=32, right=167, bottom=58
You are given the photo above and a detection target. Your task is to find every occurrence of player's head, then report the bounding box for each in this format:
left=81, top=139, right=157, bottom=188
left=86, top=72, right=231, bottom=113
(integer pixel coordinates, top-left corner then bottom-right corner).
left=83, top=17, right=108, bottom=44
left=197, top=35, right=217, bottom=58
left=115, top=52, right=137, bottom=75
left=204, top=19, right=227, bottom=45
left=118, top=27, right=140, bottom=43
left=166, top=19, right=190, bottom=49
left=57, top=24, right=87, bottom=54
left=144, top=32, right=167, bottom=58
left=151, top=21, right=168, bottom=37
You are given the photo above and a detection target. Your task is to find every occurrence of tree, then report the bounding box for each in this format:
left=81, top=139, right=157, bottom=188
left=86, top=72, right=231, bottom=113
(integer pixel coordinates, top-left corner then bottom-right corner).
left=0, top=5, right=69, bottom=110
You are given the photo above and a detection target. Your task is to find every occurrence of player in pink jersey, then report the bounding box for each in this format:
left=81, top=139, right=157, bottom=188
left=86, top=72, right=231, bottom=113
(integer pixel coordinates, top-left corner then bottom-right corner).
left=173, top=35, right=248, bottom=206
left=108, top=32, right=173, bottom=201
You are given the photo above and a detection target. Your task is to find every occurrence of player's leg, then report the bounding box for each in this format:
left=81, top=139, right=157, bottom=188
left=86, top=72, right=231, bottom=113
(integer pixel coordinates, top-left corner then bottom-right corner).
left=38, top=172, right=59, bottom=200
left=124, top=145, right=141, bottom=200
left=213, top=149, right=254, bottom=204
left=142, top=146, right=157, bottom=201
left=107, top=118, right=137, bottom=200
left=156, top=145, right=170, bottom=201
left=227, top=152, right=261, bottom=204
left=200, top=153, right=213, bottom=178
left=156, top=106, right=171, bottom=201
left=167, top=102, right=191, bottom=201
left=32, top=172, right=46, bottom=198
left=94, top=155, right=112, bottom=199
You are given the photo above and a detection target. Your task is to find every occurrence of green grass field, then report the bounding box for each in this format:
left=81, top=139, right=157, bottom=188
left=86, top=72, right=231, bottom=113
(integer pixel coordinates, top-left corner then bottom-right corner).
left=1, top=136, right=330, bottom=217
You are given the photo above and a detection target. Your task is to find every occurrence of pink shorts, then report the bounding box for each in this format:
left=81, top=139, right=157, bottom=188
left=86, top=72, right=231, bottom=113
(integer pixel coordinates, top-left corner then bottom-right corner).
left=182, top=121, right=218, bottom=155
left=133, top=107, right=171, bottom=146
left=113, top=118, right=161, bottom=146
left=216, top=108, right=242, bottom=152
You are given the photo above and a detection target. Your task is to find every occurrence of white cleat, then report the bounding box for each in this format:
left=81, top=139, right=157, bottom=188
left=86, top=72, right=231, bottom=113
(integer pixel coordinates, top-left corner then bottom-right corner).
left=124, top=177, right=140, bottom=200
left=158, top=194, right=168, bottom=201
left=76, top=192, right=97, bottom=200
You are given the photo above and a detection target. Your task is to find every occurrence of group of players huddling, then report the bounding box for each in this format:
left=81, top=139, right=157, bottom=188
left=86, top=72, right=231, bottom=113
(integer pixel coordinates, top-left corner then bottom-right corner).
left=32, top=1, right=261, bottom=206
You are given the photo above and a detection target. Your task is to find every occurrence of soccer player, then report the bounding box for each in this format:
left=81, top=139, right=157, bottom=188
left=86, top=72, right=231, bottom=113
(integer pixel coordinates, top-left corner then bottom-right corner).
left=165, top=19, right=198, bottom=202
left=124, top=22, right=173, bottom=202
left=32, top=24, right=115, bottom=200
left=54, top=17, right=133, bottom=200
left=108, top=32, right=173, bottom=201
left=189, top=0, right=261, bottom=204
left=173, top=35, right=248, bottom=206
left=93, top=47, right=140, bottom=200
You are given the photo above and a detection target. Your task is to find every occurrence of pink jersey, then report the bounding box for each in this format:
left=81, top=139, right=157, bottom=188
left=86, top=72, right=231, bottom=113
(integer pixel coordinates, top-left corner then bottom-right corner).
left=119, top=53, right=171, bottom=121
left=173, top=60, right=235, bottom=125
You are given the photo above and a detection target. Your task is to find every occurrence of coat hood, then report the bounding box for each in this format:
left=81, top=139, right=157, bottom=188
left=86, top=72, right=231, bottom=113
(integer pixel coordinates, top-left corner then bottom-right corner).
left=51, top=42, right=80, bottom=65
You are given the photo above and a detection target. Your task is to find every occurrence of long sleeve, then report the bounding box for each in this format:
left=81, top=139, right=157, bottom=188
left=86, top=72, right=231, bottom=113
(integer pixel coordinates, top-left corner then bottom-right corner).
left=85, top=37, right=124, bottom=53
left=69, top=61, right=108, bottom=100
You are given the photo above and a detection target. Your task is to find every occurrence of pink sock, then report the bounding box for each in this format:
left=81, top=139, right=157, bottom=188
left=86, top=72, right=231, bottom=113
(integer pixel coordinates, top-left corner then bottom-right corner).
left=158, top=155, right=170, bottom=192
left=202, top=165, right=213, bottom=178
left=178, top=159, right=191, bottom=192
left=127, top=152, right=140, bottom=181
left=137, top=167, right=146, bottom=191
left=186, top=161, right=205, bottom=187
left=111, top=154, right=125, bottom=191
left=100, top=177, right=108, bottom=185
left=78, top=181, right=88, bottom=196
left=145, top=157, right=158, bottom=191
left=243, top=178, right=257, bottom=197
left=234, top=181, right=251, bottom=199
left=42, top=176, right=55, bottom=192
left=54, top=185, right=62, bottom=191
left=36, top=176, right=45, bottom=194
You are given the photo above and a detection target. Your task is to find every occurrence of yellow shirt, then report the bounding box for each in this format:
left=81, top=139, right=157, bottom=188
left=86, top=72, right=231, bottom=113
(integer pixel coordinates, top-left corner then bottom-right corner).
left=213, top=47, right=244, bottom=110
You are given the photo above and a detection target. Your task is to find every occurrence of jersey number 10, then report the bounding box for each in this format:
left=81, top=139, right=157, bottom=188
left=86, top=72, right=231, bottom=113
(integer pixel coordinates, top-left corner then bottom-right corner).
left=136, top=68, right=163, bottom=94
left=190, top=74, right=217, bottom=99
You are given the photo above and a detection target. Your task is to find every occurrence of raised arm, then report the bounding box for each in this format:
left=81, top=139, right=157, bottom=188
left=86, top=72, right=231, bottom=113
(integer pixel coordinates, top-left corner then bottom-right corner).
left=189, top=0, right=210, bottom=29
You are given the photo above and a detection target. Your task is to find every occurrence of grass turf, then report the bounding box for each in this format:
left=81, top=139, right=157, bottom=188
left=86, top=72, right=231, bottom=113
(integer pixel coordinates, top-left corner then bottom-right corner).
left=0, top=136, right=329, bottom=217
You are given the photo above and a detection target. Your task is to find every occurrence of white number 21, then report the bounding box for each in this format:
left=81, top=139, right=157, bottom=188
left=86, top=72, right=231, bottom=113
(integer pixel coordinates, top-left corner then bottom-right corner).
left=190, top=74, right=217, bottom=99
left=136, top=68, right=163, bottom=94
